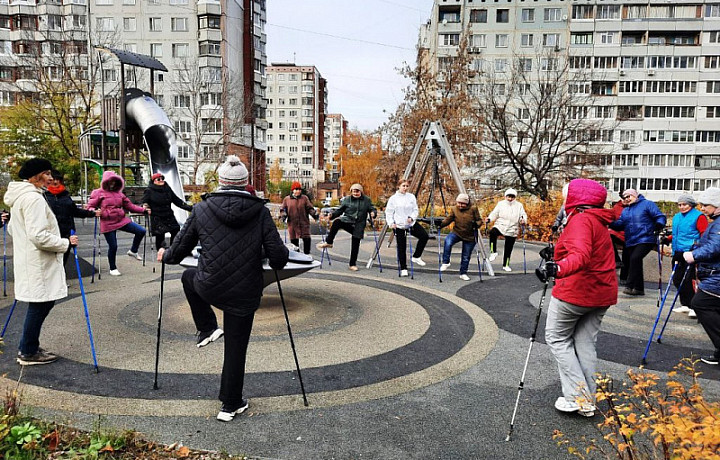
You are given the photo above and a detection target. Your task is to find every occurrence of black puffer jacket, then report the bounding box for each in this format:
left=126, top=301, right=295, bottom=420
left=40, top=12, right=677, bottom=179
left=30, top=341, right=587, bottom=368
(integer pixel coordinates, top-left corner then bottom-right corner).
left=163, top=189, right=289, bottom=315
left=44, top=189, right=96, bottom=238
left=142, top=183, right=193, bottom=235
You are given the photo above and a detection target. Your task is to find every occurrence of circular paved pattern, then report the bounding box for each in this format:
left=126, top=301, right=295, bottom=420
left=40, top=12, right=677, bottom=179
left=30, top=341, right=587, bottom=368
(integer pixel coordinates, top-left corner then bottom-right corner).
left=0, top=272, right=498, bottom=416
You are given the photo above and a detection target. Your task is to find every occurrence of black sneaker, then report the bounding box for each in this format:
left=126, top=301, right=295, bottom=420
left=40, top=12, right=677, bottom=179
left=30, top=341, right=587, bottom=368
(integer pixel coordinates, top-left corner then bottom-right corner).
left=216, top=399, right=249, bottom=422
left=700, top=356, right=719, bottom=366
left=17, top=349, right=58, bottom=366
left=196, top=328, right=224, bottom=348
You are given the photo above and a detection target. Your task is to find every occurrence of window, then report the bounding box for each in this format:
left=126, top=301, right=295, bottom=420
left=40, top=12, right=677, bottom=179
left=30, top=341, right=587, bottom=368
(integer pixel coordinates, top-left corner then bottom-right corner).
left=123, top=0, right=135, bottom=4
left=199, top=15, right=221, bottom=29
left=495, top=59, right=508, bottom=72
left=571, top=33, right=593, bottom=45
left=599, top=32, right=616, bottom=44
left=438, top=9, right=460, bottom=23
left=0, top=40, right=10, bottom=55
left=710, top=31, right=720, bottom=43
left=619, top=81, right=644, bottom=93
left=150, top=43, right=162, bottom=57
left=706, top=5, right=720, bottom=17
left=593, top=106, right=614, bottom=118
left=201, top=118, right=222, bottom=133
left=569, top=56, right=591, bottom=69
left=541, top=58, right=558, bottom=71
left=441, top=34, right=460, bottom=46
left=544, top=8, right=562, bottom=22
left=521, top=8, right=534, bottom=22
left=173, top=95, right=190, bottom=108
left=705, top=56, right=720, bottom=69
left=708, top=81, right=720, bottom=93
left=644, top=106, right=695, bottom=118
left=620, top=130, right=636, bottom=142
left=572, top=5, right=593, bottom=19
left=202, top=67, right=221, bottom=83
left=621, top=57, right=645, bottom=69
left=471, top=34, right=486, bottom=47
left=67, top=15, right=86, bottom=30
left=172, top=43, right=188, bottom=58
left=47, top=14, right=62, bottom=31
left=123, top=17, right=136, bottom=31
left=543, top=34, right=560, bottom=47
left=707, top=107, right=720, bottom=118
left=96, top=17, right=115, bottom=32
left=199, top=41, right=221, bottom=56
left=469, top=9, right=487, bottom=23
left=597, top=5, right=620, bottom=19
left=169, top=0, right=188, bottom=4
left=171, top=17, right=187, bottom=31
left=124, top=43, right=137, bottom=52
left=521, top=34, right=534, bottom=47
left=617, top=106, right=643, bottom=119
left=495, top=34, right=508, bottom=48
left=95, top=0, right=112, bottom=4
left=149, top=17, right=161, bottom=31
left=594, top=56, right=617, bottom=69
left=496, top=9, right=509, bottom=23
left=518, top=58, right=532, bottom=71
left=103, top=68, right=117, bottom=82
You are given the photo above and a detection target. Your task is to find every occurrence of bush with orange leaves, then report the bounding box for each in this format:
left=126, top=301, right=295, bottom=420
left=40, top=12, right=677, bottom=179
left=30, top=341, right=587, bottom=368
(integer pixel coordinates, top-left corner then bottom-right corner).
left=475, top=191, right=564, bottom=243
left=553, top=359, right=720, bottom=460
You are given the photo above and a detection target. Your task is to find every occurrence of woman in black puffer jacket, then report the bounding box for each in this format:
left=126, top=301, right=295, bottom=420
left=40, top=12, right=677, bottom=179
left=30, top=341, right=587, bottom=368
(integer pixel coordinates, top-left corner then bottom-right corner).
left=142, top=173, right=193, bottom=249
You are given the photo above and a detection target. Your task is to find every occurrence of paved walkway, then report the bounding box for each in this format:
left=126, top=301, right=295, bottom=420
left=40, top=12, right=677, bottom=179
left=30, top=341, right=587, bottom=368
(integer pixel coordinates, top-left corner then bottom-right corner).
left=0, top=219, right=717, bottom=459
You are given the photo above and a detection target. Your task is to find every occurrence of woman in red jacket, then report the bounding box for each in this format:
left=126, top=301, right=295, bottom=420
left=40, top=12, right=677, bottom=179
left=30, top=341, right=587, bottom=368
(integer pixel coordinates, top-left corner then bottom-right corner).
left=541, top=178, right=617, bottom=417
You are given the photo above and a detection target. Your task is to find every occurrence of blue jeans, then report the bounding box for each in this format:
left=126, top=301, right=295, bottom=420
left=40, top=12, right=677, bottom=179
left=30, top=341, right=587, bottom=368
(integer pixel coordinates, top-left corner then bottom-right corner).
left=19, top=301, right=55, bottom=355
left=442, top=232, right=476, bottom=275
left=103, top=221, right=146, bottom=270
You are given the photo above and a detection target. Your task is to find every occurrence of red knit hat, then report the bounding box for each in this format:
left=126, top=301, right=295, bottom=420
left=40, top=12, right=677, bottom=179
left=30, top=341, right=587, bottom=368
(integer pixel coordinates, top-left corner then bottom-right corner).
left=151, top=173, right=165, bottom=181
left=291, top=181, right=302, bottom=191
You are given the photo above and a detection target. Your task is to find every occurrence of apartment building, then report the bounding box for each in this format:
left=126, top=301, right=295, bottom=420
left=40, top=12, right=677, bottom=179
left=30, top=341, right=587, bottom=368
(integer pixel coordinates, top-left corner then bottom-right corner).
left=423, top=0, right=720, bottom=201
left=324, top=113, right=347, bottom=182
left=0, top=0, right=267, bottom=189
left=265, top=63, right=328, bottom=192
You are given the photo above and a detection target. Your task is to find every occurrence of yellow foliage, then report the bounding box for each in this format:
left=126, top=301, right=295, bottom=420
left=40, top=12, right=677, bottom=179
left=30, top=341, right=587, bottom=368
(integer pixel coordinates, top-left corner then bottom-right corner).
left=337, top=129, right=384, bottom=202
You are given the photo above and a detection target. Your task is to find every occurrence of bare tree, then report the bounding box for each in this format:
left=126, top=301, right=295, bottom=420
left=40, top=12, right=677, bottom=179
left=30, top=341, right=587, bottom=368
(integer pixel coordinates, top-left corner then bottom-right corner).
left=472, top=47, right=616, bottom=200
left=166, top=58, right=253, bottom=185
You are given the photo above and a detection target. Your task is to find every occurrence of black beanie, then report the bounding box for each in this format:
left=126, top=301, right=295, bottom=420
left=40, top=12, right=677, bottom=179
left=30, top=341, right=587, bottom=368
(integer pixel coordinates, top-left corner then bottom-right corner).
left=18, top=158, right=53, bottom=180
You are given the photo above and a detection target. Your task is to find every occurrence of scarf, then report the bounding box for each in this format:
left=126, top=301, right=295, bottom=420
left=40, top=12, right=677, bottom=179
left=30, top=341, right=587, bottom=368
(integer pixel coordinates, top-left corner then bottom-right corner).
left=47, top=184, right=66, bottom=195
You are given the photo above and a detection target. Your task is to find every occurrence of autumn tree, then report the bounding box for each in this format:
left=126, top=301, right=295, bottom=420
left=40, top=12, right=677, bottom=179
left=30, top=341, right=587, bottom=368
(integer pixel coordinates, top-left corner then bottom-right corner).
left=379, top=32, right=483, bottom=201
left=471, top=48, right=617, bottom=200
left=337, top=129, right=384, bottom=202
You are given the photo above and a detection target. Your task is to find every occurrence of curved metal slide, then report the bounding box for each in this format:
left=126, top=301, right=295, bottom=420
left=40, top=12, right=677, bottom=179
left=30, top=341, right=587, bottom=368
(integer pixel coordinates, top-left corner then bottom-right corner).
left=124, top=89, right=319, bottom=281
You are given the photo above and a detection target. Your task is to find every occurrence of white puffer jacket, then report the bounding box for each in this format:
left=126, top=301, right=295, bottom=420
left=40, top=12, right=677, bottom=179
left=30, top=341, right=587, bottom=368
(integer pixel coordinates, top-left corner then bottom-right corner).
left=385, top=191, right=419, bottom=229
left=488, top=198, right=527, bottom=237
left=4, top=181, right=69, bottom=302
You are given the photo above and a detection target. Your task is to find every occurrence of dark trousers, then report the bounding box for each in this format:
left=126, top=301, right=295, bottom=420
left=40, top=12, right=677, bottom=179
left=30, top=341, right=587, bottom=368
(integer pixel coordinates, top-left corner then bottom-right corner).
left=326, top=220, right=361, bottom=266
left=103, top=221, right=147, bottom=270
left=393, top=223, right=429, bottom=270
left=182, top=268, right=256, bottom=406
left=610, top=234, right=625, bottom=272
left=625, top=243, right=654, bottom=293
left=488, top=227, right=517, bottom=268
left=290, top=237, right=312, bottom=255
left=155, top=229, right=179, bottom=251
left=691, top=289, right=720, bottom=360
left=672, top=251, right=697, bottom=307
left=19, top=300, right=55, bottom=355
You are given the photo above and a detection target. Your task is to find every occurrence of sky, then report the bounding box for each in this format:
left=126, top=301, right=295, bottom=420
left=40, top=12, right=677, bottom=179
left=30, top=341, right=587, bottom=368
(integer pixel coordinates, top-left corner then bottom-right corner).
left=265, top=0, right=435, bottom=132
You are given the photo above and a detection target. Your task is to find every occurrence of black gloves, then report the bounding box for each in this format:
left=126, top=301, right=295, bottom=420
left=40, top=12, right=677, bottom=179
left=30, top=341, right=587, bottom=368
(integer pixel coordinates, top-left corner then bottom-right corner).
left=660, top=236, right=671, bottom=245
left=551, top=225, right=559, bottom=232
left=535, top=262, right=558, bottom=283
left=539, top=245, right=554, bottom=262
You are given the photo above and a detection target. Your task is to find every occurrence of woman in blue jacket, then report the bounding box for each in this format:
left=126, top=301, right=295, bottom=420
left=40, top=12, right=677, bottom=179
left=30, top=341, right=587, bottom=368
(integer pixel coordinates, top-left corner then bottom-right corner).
left=683, top=187, right=720, bottom=367
left=611, top=189, right=667, bottom=296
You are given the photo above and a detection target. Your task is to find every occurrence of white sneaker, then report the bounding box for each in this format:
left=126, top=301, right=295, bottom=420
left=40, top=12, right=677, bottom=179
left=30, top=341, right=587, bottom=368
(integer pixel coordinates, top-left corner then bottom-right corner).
left=109, top=269, right=121, bottom=276
left=688, top=309, right=697, bottom=318
left=411, top=257, right=426, bottom=267
left=502, top=266, right=512, bottom=272
left=400, top=269, right=409, bottom=277
left=216, top=399, right=249, bottom=422
left=489, top=252, right=498, bottom=262
left=127, top=250, right=142, bottom=261
left=459, top=274, right=471, bottom=281
left=673, top=305, right=691, bottom=313
left=554, top=397, right=595, bottom=417
left=440, top=263, right=451, bottom=272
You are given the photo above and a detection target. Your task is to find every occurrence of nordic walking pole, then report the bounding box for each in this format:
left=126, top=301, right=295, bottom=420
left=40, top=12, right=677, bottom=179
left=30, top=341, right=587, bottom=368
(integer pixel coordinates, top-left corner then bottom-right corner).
left=91, top=216, right=98, bottom=283
left=71, top=230, right=99, bottom=372
left=474, top=230, right=483, bottom=282
left=274, top=270, right=308, bottom=406
left=521, top=222, right=527, bottom=274
left=394, top=229, right=401, bottom=277
left=407, top=227, right=414, bottom=280
left=656, top=235, right=663, bottom=310
left=153, top=260, right=166, bottom=390
left=657, top=264, right=691, bottom=344
left=142, top=214, right=148, bottom=267
left=506, top=275, right=552, bottom=442
left=437, top=227, right=443, bottom=283
left=319, top=218, right=331, bottom=267
left=2, top=224, right=7, bottom=297
left=370, top=217, right=383, bottom=273
left=641, top=261, right=678, bottom=365
left=0, top=299, right=17, bottom=338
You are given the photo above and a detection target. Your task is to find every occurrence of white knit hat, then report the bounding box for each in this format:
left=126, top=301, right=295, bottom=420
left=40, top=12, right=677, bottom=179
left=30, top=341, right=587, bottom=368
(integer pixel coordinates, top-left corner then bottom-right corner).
left=698, top=187, right=720, bottom=207
left=456, top=193, right=470, bottom=204
left=505, top=188, right=517, bottom=197
left=217, top=155, right=249, bottom=187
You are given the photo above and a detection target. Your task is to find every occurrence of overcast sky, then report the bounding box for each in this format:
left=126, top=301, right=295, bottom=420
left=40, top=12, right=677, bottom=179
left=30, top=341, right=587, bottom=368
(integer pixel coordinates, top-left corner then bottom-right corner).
left=265, top=0, right=435, bottom=132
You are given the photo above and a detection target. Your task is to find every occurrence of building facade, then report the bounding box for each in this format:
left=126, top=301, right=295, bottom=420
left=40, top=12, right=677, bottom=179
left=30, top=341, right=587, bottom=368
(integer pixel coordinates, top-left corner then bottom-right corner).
left=424, top=0, right=720, bottom=201
left=0, top=0, right=267, bottom=189
left=265, top=63, right=328, bottom=192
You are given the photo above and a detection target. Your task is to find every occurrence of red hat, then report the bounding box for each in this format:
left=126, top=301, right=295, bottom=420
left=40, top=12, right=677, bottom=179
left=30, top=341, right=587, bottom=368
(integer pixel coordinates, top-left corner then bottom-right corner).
left=151, top=173, right=165, bottom=181
left=291, top=181, right=302, bottom=191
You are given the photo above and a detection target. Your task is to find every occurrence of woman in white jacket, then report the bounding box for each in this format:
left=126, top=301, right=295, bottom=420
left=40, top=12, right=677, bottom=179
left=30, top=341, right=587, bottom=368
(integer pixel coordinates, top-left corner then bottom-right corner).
left=4, top=158, right=78, bottom=365
left=385, top=180, right=429, bottom=277
left=486, top=188, right=527, bottom=272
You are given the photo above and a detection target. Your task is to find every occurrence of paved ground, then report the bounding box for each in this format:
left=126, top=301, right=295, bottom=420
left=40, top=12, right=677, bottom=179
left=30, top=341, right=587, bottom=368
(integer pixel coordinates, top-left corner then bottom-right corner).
left=0, top=218, right=717, bottom=459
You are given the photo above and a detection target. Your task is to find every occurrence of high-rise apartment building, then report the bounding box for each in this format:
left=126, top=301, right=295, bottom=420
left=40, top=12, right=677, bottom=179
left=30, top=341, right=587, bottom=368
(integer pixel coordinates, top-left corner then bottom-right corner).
left=423, top=0, right=720, bottom=201
left=0, top=0, right=267, bottom=188
left=324, top=113, right=347, bottom=182
left=265, top=63, right=328, bottom=191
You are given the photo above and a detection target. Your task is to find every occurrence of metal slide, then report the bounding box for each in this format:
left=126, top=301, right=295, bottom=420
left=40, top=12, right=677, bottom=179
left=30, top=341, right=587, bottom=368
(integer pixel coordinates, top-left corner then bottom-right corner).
left=124, top=89, right=319, bottom=284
